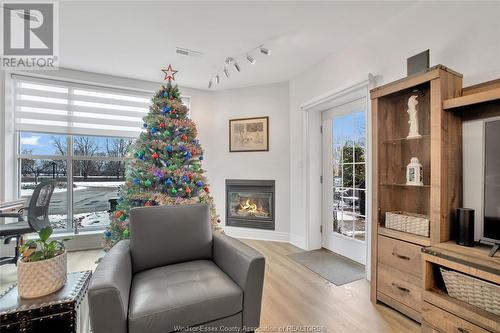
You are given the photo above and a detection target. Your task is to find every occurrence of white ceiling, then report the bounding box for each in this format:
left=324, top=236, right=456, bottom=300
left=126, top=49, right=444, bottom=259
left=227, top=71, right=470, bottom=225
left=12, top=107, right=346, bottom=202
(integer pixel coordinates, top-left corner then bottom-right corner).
left=59, top=1, right=418, bottom=90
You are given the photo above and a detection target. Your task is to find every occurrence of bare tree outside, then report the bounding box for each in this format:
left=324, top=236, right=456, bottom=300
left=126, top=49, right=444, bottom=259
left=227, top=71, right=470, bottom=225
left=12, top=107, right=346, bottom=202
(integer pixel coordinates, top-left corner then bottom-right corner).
left=105, top=138, right=131, bottom=179
left=73, top=137, right=98, bottom=179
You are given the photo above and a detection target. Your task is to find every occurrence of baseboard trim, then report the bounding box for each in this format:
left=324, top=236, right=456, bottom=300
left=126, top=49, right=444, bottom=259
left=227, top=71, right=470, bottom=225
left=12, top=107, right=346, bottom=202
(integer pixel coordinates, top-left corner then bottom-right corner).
left=223, top=226, right=289, bottom=243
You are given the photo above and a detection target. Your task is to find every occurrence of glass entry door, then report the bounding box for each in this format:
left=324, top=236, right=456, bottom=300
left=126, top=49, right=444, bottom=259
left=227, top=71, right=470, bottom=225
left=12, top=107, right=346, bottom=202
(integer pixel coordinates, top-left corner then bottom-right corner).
left=321, top=97, right=367, bottom=265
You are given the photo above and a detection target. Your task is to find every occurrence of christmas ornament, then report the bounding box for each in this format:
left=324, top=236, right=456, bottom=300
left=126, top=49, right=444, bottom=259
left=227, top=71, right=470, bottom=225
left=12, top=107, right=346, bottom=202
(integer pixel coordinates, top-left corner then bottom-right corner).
left=171, top=188, right=177, bottom=195
left=186, top=187, right=191, bottom=194
left=133, top=178, right=141, bottom=185
left=119, top=214, right=127, bottom=221
left=150, top=127, right=157, bottom=134
left=152, top=152, right=159, bottom=159
left=145, top=201, right=153, bottom=207
left=163, top=131, right=171, bottom=138
left=181, top=134, right=188, bottom=141
left=162, top=106, right=170, bottom=114
left=143, top=123, right=148, bottom=128
left=165, top=178, right=173, bottom=186
left=104, top=230, right=112, bottom=238
left=185, top=151, right=192, bottom=159
left=114, top=211, right=123, bottom=218
left=204, top=186, right=209, bottom=193
left=165, top=145, right=173, bottom=152
left=163, top=92, right=169, bottom=98
left=144, top=179, right=152, bottom=187
left=122, top=229, right=129, bottom=238
left=160, top=122, right=166, bottom=129
left=196, top=181, right=203, bottom=187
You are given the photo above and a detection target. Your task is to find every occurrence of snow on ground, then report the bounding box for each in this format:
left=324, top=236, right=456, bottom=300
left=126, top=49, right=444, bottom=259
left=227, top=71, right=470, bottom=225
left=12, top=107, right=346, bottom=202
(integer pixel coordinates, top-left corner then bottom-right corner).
left=49, top=211, right=110, bottom=230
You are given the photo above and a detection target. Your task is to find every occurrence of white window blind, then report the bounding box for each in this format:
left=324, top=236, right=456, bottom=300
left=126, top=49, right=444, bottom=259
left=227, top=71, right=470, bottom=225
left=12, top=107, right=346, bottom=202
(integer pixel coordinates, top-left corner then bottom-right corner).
left=12, top=75, right=154, bottom=138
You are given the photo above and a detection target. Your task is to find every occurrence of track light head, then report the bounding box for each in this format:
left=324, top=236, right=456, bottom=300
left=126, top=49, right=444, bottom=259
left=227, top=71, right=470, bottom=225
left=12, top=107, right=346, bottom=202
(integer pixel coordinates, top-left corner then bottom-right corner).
left=246, top=54, right=256, bottom=64
left=223, top=67, right=230, bottom=78
left=234, top=62, right=241, bottom=72
left=260, top=47, right=271, bottom=55
left=215, top=75, right=220, bottom=84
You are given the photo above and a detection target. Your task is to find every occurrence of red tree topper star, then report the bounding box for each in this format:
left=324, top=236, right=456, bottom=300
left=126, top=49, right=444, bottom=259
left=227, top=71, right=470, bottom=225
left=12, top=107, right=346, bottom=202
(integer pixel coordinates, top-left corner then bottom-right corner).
left=162, top=64, right=178, bottom=82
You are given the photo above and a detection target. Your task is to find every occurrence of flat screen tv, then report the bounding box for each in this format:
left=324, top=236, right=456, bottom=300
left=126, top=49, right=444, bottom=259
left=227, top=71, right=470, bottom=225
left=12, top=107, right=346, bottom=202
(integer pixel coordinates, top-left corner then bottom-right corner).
left=483, top=119, right=500, bottom=256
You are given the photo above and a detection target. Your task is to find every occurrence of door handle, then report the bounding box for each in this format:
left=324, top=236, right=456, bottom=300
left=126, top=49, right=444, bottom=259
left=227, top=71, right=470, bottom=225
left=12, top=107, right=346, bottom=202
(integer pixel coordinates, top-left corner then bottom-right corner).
left=457, top=328, right=469, bottom=333
left=391, top=283, right=410, bottom=293
left=392, top=251, right=411, bottom=261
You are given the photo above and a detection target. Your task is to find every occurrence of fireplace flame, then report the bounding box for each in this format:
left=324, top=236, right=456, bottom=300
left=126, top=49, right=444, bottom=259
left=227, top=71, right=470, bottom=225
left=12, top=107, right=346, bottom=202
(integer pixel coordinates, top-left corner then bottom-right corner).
left=239, top=199, right=258, bottom=213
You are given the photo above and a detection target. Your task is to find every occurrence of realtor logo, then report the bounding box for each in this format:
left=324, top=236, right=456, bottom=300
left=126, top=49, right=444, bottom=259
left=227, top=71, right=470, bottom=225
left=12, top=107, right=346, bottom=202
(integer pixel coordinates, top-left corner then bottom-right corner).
left=1, top=1, right=59, bottom=69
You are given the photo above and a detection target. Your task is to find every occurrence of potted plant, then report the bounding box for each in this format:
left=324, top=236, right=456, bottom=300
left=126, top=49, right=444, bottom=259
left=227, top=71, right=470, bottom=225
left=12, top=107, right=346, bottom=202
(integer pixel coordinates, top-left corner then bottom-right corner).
left=17, top=226, right=67, bottom=299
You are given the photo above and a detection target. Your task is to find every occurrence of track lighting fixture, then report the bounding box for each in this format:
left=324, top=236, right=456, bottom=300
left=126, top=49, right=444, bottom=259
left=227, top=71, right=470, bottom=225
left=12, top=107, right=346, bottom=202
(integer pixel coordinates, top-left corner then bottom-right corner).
left=234, top=62, right=241, bottom=72
left=210, top=45, right=270, bottom=87
left=246, top=54, right=256, bottom=64
left=260, top=47, right=271, bottom=55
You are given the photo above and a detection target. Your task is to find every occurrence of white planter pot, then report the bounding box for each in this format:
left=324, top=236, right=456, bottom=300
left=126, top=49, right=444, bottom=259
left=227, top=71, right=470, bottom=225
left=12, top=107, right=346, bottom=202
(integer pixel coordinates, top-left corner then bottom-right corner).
left=17, top=251, right=67, bottom=299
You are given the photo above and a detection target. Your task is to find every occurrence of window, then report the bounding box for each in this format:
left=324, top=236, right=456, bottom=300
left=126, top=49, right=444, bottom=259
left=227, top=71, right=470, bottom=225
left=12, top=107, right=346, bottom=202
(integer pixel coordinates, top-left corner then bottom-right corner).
left=13, top=75, right=191, bottom=233
left=332, top=111, right=366, bottom=241
left=19, top=132, right=132, bottom=232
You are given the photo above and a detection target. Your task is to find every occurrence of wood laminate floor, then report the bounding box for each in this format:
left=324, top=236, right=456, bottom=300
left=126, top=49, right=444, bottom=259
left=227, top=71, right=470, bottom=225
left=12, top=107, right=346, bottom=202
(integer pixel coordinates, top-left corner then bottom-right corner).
left=0, top=240, right=420, bottom=332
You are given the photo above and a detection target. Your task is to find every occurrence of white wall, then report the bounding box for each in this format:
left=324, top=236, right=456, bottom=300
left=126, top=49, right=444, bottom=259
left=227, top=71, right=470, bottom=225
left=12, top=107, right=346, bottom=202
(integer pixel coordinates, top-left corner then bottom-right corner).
left=288, top=1, right=500, bottom=247
left=205, top=83, right=290, bottom=241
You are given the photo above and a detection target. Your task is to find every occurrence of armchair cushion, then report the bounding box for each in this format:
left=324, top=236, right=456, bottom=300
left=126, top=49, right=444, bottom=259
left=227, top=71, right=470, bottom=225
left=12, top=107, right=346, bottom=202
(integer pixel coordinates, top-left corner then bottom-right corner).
left=129, top=204, right=212, bottom=273
left=128, top=260, right=242, bottom=333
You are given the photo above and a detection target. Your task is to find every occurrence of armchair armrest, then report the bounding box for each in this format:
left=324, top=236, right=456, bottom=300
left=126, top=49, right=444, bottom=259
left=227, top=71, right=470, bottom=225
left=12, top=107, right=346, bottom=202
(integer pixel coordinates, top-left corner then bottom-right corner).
left=89, top=240, right=132, bottom=333
left=213, top=233, right=265, bottom=331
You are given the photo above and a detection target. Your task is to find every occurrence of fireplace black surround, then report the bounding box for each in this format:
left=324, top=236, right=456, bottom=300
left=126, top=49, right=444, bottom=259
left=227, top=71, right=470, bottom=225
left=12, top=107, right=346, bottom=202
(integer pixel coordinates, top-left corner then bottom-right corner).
left=225, top=179, right=275, bottom=230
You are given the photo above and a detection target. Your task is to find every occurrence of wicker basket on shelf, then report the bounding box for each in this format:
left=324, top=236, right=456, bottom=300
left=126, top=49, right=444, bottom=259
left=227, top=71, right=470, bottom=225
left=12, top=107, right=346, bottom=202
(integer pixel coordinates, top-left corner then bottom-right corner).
left=385, top=211, right=429, bottom=237
left=440, top=268, right=500, bottom=315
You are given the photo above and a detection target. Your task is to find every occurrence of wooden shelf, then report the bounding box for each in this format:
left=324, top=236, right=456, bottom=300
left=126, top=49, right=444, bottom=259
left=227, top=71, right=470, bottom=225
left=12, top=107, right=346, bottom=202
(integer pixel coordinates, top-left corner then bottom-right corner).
left=378, top=226, right=431, bottom=246
left=423, top=288, right=500, bottom=333
left=422, top=241, right=500, bottom=281
left=380, top=183, right=430, bottom=188
left=443, top=87, right=500, bottom=110
left=422, top=243, right=500, bottom=332
left=383, top=135, right=430, bottom=144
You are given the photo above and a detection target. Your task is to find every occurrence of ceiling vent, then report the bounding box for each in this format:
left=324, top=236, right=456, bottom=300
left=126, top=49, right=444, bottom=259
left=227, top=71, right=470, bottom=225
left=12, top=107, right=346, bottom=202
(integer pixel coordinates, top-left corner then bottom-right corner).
left=176, top=47, right=203, bottom=58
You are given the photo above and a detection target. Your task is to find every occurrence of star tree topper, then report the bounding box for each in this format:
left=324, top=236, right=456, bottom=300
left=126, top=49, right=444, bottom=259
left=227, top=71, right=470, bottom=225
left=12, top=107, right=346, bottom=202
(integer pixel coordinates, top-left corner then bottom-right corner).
left=162, top=64, right=178, bottom=82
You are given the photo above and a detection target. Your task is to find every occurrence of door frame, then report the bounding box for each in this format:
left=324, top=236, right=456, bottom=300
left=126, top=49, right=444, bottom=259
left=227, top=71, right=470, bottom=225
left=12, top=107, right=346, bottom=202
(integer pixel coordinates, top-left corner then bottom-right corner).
left=299, top=74, right=375, bottom=279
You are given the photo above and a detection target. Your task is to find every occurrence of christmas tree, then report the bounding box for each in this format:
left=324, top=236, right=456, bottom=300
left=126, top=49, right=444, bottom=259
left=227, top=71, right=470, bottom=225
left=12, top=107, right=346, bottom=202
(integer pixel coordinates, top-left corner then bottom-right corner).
left=104, top=66, right=219, bottom=250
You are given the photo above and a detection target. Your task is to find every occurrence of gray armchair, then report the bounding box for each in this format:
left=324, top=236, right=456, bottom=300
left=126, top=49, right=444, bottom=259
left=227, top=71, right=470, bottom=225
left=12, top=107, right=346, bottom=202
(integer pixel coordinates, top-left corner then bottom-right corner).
left=89, top=204, right=265, bottom=333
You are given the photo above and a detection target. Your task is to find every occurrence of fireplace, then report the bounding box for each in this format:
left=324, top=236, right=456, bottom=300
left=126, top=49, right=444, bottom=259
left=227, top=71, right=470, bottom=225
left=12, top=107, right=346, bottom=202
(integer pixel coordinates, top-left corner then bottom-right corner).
left=226, top=179, right=275, bottom=230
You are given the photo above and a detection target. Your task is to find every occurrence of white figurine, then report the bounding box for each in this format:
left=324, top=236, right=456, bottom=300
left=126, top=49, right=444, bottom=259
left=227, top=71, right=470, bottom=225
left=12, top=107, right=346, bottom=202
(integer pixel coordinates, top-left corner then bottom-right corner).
left=407, top=95, right=422, bottom=139
left=406, top=157, right=424, bottom=186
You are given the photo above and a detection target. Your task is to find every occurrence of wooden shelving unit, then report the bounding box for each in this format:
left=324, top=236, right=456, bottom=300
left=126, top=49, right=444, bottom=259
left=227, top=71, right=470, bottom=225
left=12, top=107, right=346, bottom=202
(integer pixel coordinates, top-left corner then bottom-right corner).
left=370, top=65, right=463, bottom=323
left=421, top=242, right=500, bottom=333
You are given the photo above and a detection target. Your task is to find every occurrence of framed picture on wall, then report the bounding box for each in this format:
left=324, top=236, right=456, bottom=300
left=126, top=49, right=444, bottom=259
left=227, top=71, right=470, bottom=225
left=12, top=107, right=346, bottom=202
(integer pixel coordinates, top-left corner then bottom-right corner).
left=229, top=116, right=269, bottom=152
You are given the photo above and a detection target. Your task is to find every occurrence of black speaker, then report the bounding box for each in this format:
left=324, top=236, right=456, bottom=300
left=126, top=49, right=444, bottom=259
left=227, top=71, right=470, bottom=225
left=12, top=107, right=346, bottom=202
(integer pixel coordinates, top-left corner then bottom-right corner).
left=456, top=208, right=475, bottom=247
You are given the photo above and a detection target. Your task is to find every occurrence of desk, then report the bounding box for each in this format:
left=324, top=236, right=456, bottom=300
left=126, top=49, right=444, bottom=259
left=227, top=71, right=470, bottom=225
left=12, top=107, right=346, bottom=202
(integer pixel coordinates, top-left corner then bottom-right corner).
left=0, top=199, right=26, bottom=214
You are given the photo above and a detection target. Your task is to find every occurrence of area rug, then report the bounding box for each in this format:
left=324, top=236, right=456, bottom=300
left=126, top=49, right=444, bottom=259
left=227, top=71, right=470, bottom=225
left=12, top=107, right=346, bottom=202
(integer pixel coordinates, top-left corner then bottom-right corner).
left=288, top=248, right=365, bottom=286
